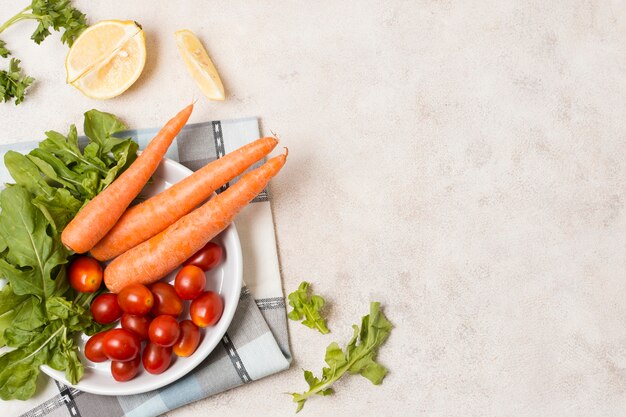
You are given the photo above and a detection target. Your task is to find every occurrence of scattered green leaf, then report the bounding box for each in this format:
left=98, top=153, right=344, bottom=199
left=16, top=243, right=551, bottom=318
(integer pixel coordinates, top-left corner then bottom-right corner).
left=287, top=281, right=330, bottom=334
left=290, top=302, right=392, bottom=412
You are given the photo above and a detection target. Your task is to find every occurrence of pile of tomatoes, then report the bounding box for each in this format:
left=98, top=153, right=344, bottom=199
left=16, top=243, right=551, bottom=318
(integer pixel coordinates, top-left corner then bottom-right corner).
left=69, top=241, right=224, bottom=382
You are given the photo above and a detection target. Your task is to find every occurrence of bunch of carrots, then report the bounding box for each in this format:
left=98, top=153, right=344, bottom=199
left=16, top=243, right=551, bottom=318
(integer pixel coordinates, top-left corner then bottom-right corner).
left=61, top=103, right=287, bottom=293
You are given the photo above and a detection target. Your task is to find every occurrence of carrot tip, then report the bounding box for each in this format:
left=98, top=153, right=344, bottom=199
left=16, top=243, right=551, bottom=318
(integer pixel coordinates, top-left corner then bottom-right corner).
left=283, top=147, right=289, bottom=157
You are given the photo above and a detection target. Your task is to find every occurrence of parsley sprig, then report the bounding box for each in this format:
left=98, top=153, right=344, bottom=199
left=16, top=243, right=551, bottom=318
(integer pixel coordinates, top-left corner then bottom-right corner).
left=0, top=0, right=88, bottom=104
left=0, top=0, right=87, bottom=46
left=0, top=59, right=34, bottom=105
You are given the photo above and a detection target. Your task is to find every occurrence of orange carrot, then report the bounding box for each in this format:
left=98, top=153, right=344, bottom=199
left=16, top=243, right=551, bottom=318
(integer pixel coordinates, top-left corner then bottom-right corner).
left=104, top=150, right=287, bottom=293
left=90, top=136, right=278, bottom=261
left=62, top=104, right=193, bottom=253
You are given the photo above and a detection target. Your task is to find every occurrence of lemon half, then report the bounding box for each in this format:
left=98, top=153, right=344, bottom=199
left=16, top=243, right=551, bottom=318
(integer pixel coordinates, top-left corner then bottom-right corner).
left=66, top=20, right=146, bottom=100
left=174, top=29, right=225, bottom=100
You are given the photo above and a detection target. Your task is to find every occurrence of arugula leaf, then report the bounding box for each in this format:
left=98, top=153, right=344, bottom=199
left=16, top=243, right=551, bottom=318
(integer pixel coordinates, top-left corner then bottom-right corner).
left=287, top=281, right=330, bottom=334
left=0, top=284, right=34, bottom=346
left=83, top=109, right=138, bottom=191
left=4, top=151, right=56, bottom=198
left=0, top=186, right=69, bottom=299
left=32, top=189, right=82, bottom=231
left=28, top=150, right=82, bottom=192
left=0, top=59, right=34, bottom=105
left=41, top=126, right=107, bottom=178
left=0, top=321, right=64, bottom=400
left=10, top=296, right=46, bottom=332
left=0, top=292, right=103, bottom=395
left=290, top=302, right=392, bottom=412
left=103, top=139, right=138, bottom=188
left=84, top=109, right=129, bottom=154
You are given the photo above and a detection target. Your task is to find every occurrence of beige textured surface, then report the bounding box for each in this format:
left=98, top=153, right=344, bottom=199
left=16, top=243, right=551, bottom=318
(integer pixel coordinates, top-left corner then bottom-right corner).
left=1, top=1, right=626, bottom=416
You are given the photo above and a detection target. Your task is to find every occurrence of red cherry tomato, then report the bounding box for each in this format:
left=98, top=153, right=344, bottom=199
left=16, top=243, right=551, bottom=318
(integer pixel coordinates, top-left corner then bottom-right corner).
left=121, top=313, right=152, bottom=340
left=69, top=256, right=103, bottom=293
left=174, top=265, right=206, bottom=300
left=91, top=293, right=122, bottom=324
left=184, top=241, right=222, bottom=271
left=149, top=315, right=181, bottom=347
left=150, top=282, right=183, bottom=317
left=173, top=320, right=201, bottom=357
left=190, top=291, right=223, bottom=328
left=84, top=331, right=109, bottom=362
left=111, top=355, right=141, bottom=382
left=103, top=328, right=141, bottom=362
left=118, top=284, right=154, bottom=315
left=142, top=342, right=172, bottom=374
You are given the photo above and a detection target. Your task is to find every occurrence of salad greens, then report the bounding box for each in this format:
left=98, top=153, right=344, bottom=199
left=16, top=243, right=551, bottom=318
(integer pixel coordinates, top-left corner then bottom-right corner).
left=291, top=302, right=393, bottom=412
left=287, top=281, right=330, bottom=334
left=4, top=109, right=138, bottom=230
left=0, top=110, right=137, bottom=400
left=0, top=0, right=89, bottom=104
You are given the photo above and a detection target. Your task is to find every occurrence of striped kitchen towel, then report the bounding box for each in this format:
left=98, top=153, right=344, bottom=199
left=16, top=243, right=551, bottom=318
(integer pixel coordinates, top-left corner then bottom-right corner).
left=2, top=117, right=292, bottom=417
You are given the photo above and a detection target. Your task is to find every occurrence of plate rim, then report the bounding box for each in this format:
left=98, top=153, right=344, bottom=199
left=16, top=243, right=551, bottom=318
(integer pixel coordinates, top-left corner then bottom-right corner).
left=38, top=156, right=243, bottom=395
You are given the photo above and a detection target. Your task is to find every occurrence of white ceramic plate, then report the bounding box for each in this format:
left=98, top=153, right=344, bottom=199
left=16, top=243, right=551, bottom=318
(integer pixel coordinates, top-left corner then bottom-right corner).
left=39, top=157, right=243, bottom=395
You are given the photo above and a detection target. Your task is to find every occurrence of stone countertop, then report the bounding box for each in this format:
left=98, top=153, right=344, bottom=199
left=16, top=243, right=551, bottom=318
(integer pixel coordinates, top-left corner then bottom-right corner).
left=1, top=1, right=625, bottom=416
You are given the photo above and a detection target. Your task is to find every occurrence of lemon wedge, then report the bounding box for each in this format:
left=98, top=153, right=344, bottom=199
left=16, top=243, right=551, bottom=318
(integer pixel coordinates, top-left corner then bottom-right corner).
left=66, top=20, right=146, bottom=100
left=174, top=29, right=225, bottom=100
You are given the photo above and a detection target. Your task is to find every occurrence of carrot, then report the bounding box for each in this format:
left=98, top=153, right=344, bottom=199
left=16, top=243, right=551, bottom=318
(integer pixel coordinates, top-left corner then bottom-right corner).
left=62, top=104, right=193, bottom=253
left=104, top=150, right=287, bottom=293
left=90, top=136, right=278, bottom=261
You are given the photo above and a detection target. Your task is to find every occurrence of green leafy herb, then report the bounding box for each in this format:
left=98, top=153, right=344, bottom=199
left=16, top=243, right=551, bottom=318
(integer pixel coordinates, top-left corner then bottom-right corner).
left=0, top=40, right=9, bottom=58
left=290, top=302, right=393, bottom=412
left=0, top=0, right=88, bottom=105
left=0, top=59, right=34, bottom=105
left=287, top=281, right=330, bottom=334
left=0, top=109, right=137, bottom=400
left=0, top=0, right=87, bottom=46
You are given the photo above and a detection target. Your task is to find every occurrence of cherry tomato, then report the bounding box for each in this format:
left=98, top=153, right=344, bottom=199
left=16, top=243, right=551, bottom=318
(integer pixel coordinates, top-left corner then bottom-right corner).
left=190, top=291, right=223, bottom=328
left=84, top=331, right=109, bottom=363
left=111, top=355, right=141, bottom=382
left=103, top=328, right=141, bottom=362
left=91, top=293, right=122, bottom=324
left=173, top=320, right=201, bottom=357
left=184, top=241, right=222, bottom=271
left=150, top=282, right=183, bottom=317
left=118, top=284, right=154, bottom=315
left=149, top=315, right=181, bottom=347
left=121, top=313, right=152, bottom=340
left=142, top=342, right=172, bottom=375
left=174, top=265, right=206, bottom=300
left=69, top=256, right=103, bottom=293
